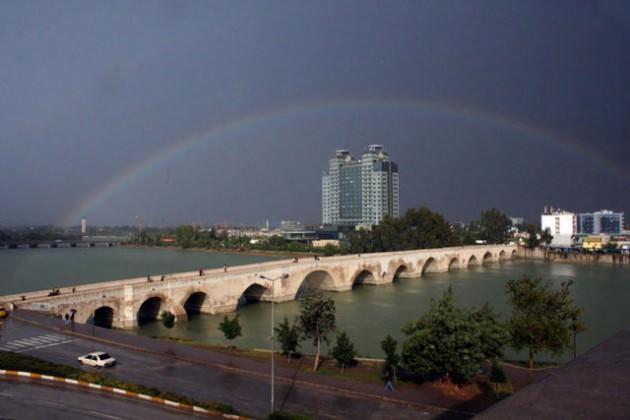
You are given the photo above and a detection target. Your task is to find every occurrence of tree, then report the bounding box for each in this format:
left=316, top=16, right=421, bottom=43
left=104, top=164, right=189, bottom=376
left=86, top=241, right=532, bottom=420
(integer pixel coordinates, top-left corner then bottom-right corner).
left=329, top=331, right=357, bottom=373
left=540, top=228, right=553, bottom=246
left=160, top=311, right=175, bottom=328
left=322, top=243, right=338, bottom=257
left=298, top=288, right=336, bottom=371
left=523, top=224, right=541, bottom=248
left=506, top=276, right=584, bottom=368
left=401, top=287, right=507, bottom=384
left=489, top=360, right=507, bottom=390
left=219, top=314, right=242, bottom=346
left=471, top=303, right=509, bottom=361
left=380, top=334, right=400, bottom=380
left=478, top=208, right=512, bottom=244
left=175, top=225, right=196, bottom=248
left=348, top=206, right=457, bottom=253
left=274, top=317, right=301, bottom=362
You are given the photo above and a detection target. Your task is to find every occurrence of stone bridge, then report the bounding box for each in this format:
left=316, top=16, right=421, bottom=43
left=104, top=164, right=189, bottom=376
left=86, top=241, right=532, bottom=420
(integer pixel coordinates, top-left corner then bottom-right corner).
left=2, top=245, right=516, bottom=329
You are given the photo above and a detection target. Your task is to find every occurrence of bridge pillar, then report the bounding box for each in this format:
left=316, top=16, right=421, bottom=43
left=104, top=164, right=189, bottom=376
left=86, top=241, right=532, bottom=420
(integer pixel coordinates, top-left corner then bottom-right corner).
left=120, top=285, right=137, bottom=328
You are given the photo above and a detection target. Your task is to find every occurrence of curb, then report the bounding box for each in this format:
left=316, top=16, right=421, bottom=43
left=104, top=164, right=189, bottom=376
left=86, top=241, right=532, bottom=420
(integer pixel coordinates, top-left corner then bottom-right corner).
left=0, top=369, right=242, bottom=418
left=10, top=313, right=475, bottom=417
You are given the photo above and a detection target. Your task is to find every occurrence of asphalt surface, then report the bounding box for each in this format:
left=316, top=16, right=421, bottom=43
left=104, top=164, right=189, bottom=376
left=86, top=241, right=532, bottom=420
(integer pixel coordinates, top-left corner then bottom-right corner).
left=1, top=311, right=467, bottom=419
left=477, top=328, right=630, bottom=419
left=0, top=378, right=203, bottom=419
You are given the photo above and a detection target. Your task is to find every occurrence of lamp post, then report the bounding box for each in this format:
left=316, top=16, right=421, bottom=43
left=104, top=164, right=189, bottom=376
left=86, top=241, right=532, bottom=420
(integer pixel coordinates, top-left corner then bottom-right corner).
left=257, top=273, right=289, bottom=415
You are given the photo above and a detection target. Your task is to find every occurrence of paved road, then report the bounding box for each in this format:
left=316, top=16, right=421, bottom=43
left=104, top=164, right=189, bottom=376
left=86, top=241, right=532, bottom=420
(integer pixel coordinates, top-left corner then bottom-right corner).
left=0, top=378, right=203, bottom=419
left=1, top=312, right=469, bottom=418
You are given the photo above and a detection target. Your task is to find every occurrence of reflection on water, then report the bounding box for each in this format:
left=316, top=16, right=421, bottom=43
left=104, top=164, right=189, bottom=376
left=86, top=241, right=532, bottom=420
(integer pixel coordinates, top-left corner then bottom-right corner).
left=134, top=260, right=630, bottom=363
left=549, top=263, right=577, bottom=278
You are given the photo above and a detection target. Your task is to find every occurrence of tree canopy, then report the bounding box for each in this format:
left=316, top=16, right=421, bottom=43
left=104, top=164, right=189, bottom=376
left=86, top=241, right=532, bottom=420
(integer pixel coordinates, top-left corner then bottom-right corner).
left=329, top=331, right=357, bottom=371
left=507, top=276, right=584, bottom=368
left=219, top=314, right=242, bottom=343
left=274, top=317, right=300, bottom=361
left=401, top=287, right=508, bottom=384
left=348, top=207, right=456, bottom=253
left=298, top=288, right=336, bottom=371
left=478, top=208, right=512, bottom=244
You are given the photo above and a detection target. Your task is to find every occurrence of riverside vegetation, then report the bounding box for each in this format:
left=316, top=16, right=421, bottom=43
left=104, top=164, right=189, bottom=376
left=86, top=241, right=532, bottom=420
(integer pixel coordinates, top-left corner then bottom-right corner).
left=169, top=275, right=583, bottom=390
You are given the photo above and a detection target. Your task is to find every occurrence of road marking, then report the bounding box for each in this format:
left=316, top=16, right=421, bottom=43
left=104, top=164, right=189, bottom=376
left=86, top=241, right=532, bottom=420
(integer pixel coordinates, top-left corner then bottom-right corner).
left=0, top=334, right=74, bottom=353
left=0, top=343, right=22, bottom=349
left=15, top=339, right=75, bottom=353
left=42, top=334, right=66, bottom=341
left=24, top=337, right=53, bottom=345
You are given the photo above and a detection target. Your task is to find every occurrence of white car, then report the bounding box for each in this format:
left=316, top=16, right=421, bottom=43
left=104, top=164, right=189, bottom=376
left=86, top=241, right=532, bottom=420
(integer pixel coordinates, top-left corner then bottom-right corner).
left=77, top=351, right=116, bottom=368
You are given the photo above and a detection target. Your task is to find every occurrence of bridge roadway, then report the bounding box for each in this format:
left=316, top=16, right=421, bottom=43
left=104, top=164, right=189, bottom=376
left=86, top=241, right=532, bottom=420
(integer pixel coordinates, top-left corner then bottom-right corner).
left=1, top=245, right=517, bottom=329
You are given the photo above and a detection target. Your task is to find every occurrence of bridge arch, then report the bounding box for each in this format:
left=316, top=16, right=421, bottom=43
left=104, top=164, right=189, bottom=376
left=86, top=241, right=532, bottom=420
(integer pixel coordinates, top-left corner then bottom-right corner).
left=482, top=251, right=494, bottom=265
left=393, top=264, right=410, bottom=281
left=468, top=255, right=480, bottom=268
left=183, top=291, right=209, bottom=317
left=421, top=257, right=439, bottom=274
left=511, top=249, right=517, bottom=259
left=136, top=294, right=186, bottom=326
left=237, top=283, right=271, bottom=308
left=352, top=269, right=376, bottom=288
left=296, top=270, right=337, bottom=298
left=448, top=257, right=461, bottom=271
left=93, top=306, right=114, bottom=328
left=499, top=250, right=507, bottom=261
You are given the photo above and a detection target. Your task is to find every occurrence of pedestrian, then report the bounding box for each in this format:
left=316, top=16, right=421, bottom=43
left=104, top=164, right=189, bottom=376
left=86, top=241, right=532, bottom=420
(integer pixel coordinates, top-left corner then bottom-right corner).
left=69, top=309, right=76, bottom=331
left=64, top=313, right=70, bottom=328
left=199, top=268, right=203, bottom=276
left=147, top=275, right=152, bottom=282
left=160, top=275, right=165, bottom=282
left=384, top=366, right=395, bottom=391
left=223, top=264, right=228, bottom=273
left=72, top=287, right=75, bottom=293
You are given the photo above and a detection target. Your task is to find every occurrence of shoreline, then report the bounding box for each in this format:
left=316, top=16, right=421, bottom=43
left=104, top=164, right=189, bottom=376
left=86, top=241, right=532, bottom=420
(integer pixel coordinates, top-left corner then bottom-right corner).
left=121, top=243, right=319, bottom=259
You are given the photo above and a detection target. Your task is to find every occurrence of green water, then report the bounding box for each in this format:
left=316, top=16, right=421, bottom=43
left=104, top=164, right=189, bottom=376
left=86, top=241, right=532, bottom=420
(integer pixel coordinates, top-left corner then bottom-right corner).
left=135, top=259, right=630, bottom=362
left=0, top=247, right=279, bottom=295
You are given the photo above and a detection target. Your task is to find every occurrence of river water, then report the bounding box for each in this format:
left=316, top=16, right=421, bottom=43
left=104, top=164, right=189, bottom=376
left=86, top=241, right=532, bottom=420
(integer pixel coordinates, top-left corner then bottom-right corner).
left=0, top=247, right=279, bottom=295
left=2, top=248, right=629, bottom=362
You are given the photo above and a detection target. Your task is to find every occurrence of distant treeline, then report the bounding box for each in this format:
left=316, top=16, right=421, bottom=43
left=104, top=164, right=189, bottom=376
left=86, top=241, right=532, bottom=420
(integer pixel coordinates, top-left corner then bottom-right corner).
left=127, top=206, right=546, bottom=255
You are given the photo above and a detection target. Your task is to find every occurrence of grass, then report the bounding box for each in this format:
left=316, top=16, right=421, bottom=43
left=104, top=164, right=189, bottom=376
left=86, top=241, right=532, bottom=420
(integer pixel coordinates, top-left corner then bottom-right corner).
left=0, top=351, right=238, bottom=414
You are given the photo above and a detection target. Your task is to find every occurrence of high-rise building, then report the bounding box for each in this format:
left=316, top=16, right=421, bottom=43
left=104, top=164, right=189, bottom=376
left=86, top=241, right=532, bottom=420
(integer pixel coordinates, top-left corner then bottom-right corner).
left=322, top=145, right=399, bottom=226
left=81, top=217, right=87, bottom=235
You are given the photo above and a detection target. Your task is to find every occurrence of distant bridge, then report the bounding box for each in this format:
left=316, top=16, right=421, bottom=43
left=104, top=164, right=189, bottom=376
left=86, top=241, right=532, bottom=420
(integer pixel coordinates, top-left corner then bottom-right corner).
left=0, top=239, right=122, bottom=249
left=2, top=245, right=517, bottom=328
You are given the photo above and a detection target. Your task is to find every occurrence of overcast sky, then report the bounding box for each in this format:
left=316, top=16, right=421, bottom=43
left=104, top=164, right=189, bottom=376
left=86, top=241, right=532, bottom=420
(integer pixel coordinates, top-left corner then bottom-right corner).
left=1, top=1, right=629, bottom=227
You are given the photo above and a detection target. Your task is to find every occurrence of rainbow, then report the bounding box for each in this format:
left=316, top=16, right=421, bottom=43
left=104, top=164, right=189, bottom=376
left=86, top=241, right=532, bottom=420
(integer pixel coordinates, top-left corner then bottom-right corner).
left=61, top=98, right=629, bottom=226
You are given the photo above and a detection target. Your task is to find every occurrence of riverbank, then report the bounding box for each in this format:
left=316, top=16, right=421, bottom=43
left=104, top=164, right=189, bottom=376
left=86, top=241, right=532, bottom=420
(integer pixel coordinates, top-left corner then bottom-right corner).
left=121, top=243, right=319, bottom=259
left=518, top=247, right=630, bottom=266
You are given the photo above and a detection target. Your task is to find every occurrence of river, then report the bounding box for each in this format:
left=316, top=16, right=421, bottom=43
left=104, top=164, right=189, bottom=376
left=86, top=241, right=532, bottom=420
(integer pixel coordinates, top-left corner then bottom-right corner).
left=2, top=247, right=629, bottom=362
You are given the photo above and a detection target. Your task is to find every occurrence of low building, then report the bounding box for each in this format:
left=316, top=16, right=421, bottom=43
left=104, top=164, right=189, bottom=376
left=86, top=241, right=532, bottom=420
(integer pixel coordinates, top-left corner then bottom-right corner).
left=311, top=239, right=340, bottom=248
left=541, top=209, right=576, bottom=248
left=577, top=210, right=624, bottom=235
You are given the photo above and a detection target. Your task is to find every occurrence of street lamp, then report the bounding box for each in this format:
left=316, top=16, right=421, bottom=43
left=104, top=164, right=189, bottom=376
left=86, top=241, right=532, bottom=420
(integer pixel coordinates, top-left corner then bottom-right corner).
left=257, top=273, right=289, bottom=414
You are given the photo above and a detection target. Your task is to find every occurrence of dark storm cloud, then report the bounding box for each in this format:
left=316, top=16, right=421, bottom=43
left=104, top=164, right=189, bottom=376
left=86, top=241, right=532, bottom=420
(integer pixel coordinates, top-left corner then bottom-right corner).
left=1, top=1, right=628, bottom=226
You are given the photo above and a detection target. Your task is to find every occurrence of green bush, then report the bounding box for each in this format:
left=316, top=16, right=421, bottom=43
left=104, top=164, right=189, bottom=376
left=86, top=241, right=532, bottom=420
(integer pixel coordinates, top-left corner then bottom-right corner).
left=268, top=411, right=311, bottom=420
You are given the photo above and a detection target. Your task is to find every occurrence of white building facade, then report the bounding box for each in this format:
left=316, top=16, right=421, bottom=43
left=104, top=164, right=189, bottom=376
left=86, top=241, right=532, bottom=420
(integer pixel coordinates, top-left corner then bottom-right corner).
left=541, top=210, right=576, bottom=247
